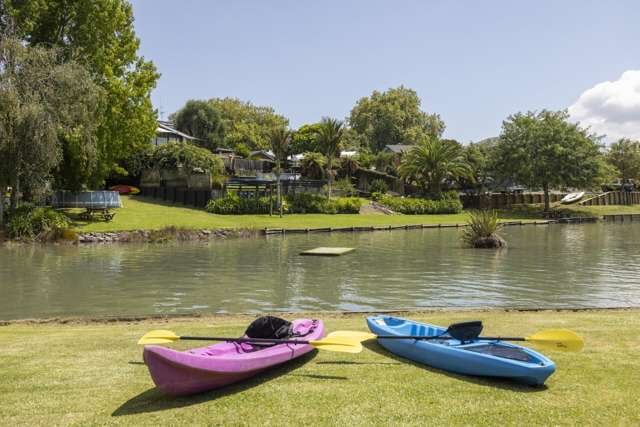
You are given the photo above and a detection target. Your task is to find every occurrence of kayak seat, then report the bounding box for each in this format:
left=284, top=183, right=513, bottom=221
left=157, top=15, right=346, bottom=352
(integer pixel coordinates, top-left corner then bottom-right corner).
left=463, top=344, right=535, bottom=362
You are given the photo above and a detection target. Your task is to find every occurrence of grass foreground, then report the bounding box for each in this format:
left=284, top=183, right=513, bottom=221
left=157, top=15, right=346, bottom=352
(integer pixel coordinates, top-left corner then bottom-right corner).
left=72, top=195, right=640, bottom=233
left=1, top=309, right=638, bottom=425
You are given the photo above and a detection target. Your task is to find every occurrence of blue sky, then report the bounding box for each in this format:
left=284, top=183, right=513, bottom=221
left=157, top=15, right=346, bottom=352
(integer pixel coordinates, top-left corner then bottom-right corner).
left=131, top=1, right=640, bottom=143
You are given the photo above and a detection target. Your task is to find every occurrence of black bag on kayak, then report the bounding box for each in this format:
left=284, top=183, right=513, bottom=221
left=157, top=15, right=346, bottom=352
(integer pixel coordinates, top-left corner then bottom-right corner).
left=244, top=316, right=293, bottom=339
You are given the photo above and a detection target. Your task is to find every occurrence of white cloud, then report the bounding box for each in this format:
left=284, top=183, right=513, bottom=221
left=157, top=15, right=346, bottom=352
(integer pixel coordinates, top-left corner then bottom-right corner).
left=568, top=70, right=640, bottom=142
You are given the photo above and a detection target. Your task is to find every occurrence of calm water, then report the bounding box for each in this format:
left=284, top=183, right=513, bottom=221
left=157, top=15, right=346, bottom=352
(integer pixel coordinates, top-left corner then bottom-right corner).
left=1, top=223, right=639, bottom=320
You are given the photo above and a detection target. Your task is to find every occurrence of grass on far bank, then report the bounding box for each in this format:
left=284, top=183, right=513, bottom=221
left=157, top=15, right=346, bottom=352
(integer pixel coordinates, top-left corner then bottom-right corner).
left=72, top=196, right=479, bottom=232
left=71, top=196, right=640, bottom=233
left=1, top=309, right=638, bottom=425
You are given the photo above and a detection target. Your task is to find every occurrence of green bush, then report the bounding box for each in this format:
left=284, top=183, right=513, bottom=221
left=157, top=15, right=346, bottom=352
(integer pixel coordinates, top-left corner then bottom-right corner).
left=206, top=192, right=277, bottom=215
left=369, top=179, right=388, bottom=195
left=207, top=192, right=362, bottom=215
left=287, top=193, right=362, bottom=214
left=332, top=178, right=357, bottom=197
left=378, top=194, right=462, bottom=214
left=461, top=210, right=505, bottom=248
left=7, top=206, right=70, bottom=239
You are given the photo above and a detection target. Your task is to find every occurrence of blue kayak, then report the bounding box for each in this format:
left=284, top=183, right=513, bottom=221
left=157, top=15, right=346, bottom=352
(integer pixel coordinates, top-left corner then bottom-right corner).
left=367, top=315, right=555, bottom=385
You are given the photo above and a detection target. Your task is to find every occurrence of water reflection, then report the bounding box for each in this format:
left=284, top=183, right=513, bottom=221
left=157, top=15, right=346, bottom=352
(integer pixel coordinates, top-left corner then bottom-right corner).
left=1, top=223, right=639, bottom=319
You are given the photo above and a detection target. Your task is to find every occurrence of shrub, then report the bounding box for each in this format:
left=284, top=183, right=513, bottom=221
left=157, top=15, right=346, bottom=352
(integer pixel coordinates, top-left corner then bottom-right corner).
left=7, top=206, right=70, bottom=240
left=461, top=210, right=506, bottom=248
left=369, top=179, right=388, bottom=195
left=287, top=193, right=361, bottom=214
left=330, top=178, right=357, bottom=197
left=378, top=194, right=462, bottom=214
left=206, top=192, right=362, bottom=215
left=206, top=192, right=277, bottom=215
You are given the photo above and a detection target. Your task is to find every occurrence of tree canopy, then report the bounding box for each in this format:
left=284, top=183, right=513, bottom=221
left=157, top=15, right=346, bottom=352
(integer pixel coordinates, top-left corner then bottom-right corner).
left=4, top=0, right=159, bottom=187
left=290, top=123, right=322, bottom=154
left=398, top=137, right=471, bottom=196
left=349, top=86, right=445, bottom=153
left=172, top=100, right=225, bottom=150
left=606, top=138, right=640, bottom=184
left=208, top=97, right=288, bottom=151
left=0, top=33, right=100, bottom=211
left=461, top=138, right=499, bottom=193
left=495, top=110, right=603, bottom=210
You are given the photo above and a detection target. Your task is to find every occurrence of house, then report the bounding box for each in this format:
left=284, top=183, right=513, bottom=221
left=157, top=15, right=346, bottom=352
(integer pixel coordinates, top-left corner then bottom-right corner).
left=152, top=120, right=198, bottom=146
left=249, top=150, right=276, bottom=162
left=384, top=144, right=412, bottom=166
left=384, top=144, right=412, bottom=155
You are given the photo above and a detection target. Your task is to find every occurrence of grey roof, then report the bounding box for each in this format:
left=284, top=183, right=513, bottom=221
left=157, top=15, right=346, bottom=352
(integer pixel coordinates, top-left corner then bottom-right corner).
left=384, top=144, right=412, bottom=154
left=156, top=120, right=197, bottom=141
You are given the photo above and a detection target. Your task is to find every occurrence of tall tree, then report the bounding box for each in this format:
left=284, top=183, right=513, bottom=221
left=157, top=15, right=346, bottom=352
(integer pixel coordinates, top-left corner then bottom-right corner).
left=209, top=97, right=289, bottom=151
left=349, top=86, right=444, bottom=152
left=0, top=33, right=99, bottom=214
left=300, top=152, right=326, bottom=180
left=290, top=123, right=322, bottom=154
left=398, top=137, right=471, bottom=197
left=269, top=127, right=292, bottom=217
left=5, top=0, right=159, bottom=187
left=172, top=100, right=225, bottom=150
left=461, top=138, right=499, bottom=194
left=315, top=118, right=344, bottom=199
left=495, top=110, right=602, bottom=211
left=606, top=138, right=640, bottom=185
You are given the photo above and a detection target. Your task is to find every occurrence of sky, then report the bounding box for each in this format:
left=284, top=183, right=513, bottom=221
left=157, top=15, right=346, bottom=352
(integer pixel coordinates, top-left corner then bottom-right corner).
left=130, top=0, right=640, bottom=143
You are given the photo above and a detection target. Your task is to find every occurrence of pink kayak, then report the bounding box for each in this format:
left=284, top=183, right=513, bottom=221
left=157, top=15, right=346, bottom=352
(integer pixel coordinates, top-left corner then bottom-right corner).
left=143, top=319, right=324, bottom=396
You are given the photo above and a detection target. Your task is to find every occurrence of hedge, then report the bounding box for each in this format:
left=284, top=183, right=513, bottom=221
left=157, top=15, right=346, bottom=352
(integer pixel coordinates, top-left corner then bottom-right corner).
left=377, top=194, right=462, bottom=214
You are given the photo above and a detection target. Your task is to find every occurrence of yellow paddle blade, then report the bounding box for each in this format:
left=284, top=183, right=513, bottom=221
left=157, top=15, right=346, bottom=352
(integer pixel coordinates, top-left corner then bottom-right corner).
left=309, top=337, right=363, bottom=353
left=327, top=330, right=377, bottom=342
left=526, top=329, right=584, bottom=352
left=137, top=330, right=181, bottom=345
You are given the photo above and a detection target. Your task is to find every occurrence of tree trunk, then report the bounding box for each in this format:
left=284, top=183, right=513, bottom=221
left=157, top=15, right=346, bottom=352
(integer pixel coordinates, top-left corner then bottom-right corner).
left=0, top=189, right=4, bottom=227
left=543, top=182, right=550, bottom=212
left=276, top=163, right=282, bottom=218
left=327, top=158, right=333, bottom=200
left=10, top=176, right=19, bottom=214
left=429, top=180, right=441, bottom=199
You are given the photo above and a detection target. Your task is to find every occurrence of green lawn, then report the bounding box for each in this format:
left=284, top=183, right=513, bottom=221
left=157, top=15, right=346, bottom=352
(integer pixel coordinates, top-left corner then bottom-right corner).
left=1, top=310, right=638, bottom=425
left=72, top=196, right=478, bottom=232
left=71, top=196, right=640, bottom=233
left=71, top=196, right=518, bottom=233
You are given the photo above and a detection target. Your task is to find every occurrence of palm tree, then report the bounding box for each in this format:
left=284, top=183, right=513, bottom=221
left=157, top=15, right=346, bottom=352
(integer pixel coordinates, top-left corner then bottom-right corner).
left=300, top=152, right=326, bottom=180
left=315, top=117, right=344, bottom=199
left=269, top=127, right=291, bottom=217
left=398, top=136, right=472, bottom=197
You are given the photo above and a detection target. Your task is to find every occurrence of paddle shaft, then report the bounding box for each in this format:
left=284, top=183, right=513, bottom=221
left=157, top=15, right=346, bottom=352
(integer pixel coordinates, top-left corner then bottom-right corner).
left=179, top=336, right=315, bottom=345
left=376, top=335, right=525, bottom=342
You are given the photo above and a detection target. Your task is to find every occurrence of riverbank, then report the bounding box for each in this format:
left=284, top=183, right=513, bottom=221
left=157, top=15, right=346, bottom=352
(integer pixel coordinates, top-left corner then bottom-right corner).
left=3, top=196, right=640, bottom=244
left=73, top=195, right=640, bottom=233
left=2, top=309, right=638, bottom=425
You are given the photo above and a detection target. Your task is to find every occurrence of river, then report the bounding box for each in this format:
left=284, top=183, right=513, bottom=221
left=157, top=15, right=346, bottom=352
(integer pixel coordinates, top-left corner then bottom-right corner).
left=1, top=223, right=639, bottom=320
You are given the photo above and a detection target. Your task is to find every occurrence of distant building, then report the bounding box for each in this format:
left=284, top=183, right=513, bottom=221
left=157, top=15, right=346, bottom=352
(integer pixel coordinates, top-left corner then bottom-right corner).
left=152, top=120, right=198, bottom=146
left=383, top=144, right=412, bottom=155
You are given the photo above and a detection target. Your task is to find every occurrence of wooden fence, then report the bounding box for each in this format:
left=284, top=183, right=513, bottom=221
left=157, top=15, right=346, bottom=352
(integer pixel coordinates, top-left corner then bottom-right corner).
left=579, top=191, right=640, bottom=206
left=461, top=193, right=567, bottom=209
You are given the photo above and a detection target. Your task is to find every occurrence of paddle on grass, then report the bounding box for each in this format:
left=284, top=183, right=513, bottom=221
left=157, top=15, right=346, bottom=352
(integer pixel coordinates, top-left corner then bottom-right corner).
left=137, top=329, right=363, bottom=353
left=327, top=321, right=584, bottom=352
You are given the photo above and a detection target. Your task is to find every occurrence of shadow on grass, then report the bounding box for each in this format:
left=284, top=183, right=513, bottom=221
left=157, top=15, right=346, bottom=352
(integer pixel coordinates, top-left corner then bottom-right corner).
left=315, top=360, right=401, bottom=366
left=363, top=340, right=548, bottom=393
left=291, top=374, right=348, bottom=380
left=112, top=351, right=322, bottom=416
